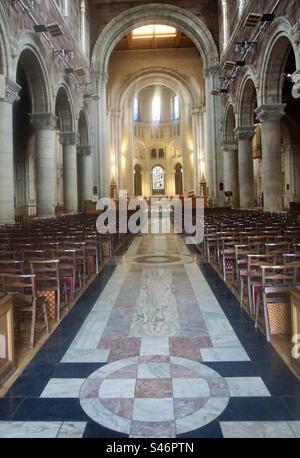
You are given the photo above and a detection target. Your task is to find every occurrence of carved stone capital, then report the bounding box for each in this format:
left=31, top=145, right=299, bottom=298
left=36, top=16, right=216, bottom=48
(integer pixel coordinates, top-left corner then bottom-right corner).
left=255, top=104, right=286, bottom=123
left=203, top=65, right=220, bottom=79
left=234, top=126, right=256, bottom=141
left=221, top=141, right=238, bottom=152
left=30, top=113, right=58, bottom=130
left=59, top=132, right=80, bottom=146
left=77, top=145, right=92, bottom=156
left=0, top=76, right=22, bottom=104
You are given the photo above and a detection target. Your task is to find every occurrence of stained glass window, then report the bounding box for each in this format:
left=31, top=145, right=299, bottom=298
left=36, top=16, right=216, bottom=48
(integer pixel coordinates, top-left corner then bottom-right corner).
left=133, top=96, right=139, bottom=121
left=152, top=166, right=165, bottom=191
left=173, top=95, right=180, bottom=120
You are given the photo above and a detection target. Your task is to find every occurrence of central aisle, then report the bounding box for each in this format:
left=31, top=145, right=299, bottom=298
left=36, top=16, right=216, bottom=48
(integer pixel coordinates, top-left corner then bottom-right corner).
left=1, top=233, right=300, bottom=438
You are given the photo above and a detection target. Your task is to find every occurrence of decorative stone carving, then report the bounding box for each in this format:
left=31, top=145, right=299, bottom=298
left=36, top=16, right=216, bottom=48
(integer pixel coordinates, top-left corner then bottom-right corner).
left=0, top=76, right=22, bottom=104
left=255, top=104, right=286, bottom=123
left=221, top=141, right=238, bottom=152
left=234, top=126, right=256, bottom=141
left=59, top=132, right=80, bottom=145
left=30, top=113, right=58, bottom=130
left=77, top=145, right=92, bottom=156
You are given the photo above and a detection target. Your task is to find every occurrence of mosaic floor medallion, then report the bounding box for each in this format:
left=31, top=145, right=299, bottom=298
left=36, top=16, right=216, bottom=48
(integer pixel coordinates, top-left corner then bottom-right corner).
left=79, top=356, right=230, bottom=437
left=129, top=254, right=192, bottom=266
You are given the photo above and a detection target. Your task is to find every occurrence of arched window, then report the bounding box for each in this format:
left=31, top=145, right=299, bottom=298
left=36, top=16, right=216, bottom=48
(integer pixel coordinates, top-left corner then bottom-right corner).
left=173, top=95, right=180, bottom=120
left=221, top=0, right=229, bottom=51
left=133, top=96, right=140, bottom=122
left=152, top=94, right=161, bottom=123
left=152, top=166, right=165, bottom=195
left=238, top=0, right=247, bottom=18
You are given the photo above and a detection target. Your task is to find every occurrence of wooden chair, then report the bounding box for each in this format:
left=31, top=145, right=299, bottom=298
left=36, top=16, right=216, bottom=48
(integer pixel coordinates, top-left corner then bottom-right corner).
left=0, top=274, right=49, bottom=348
left=255, top=265, right=298, bottom=341
left=29, top=259, right=68, bottom=322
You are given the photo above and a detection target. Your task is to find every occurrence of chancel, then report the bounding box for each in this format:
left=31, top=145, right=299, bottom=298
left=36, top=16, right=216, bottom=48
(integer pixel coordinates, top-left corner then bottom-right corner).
left=0, top=0, right=300, bottom=440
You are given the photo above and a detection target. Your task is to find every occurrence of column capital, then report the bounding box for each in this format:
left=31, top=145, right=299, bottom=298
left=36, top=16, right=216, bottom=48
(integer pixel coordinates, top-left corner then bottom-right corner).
left=234, top=126, right=256, bottom=141
left=191, top=106, right=203, bottom=116
left=30, top=113, right=58, bottom=130
left=0, top=76, right=22, bottom=104
left=221, top=141, right=238, bottom=152
left=203, top=66, right=220, bottom=79
left=59, top=132, right=80, bottom=146
left=77, top=145, right=92, bottom=156
left=255, top=104, right=286, bottom=123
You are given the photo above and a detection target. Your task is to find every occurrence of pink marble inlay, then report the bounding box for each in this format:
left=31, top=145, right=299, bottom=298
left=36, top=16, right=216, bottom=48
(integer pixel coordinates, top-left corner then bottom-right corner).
left=135, top=379, right=173, bottom=398
left=171, top=364, right=200, bottom=379
left=169, top=337, right=212, bottom=361
left=98, top=337, right=141, bottom=362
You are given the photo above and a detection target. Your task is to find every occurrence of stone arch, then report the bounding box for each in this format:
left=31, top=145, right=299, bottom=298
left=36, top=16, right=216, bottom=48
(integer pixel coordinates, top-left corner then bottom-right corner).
left=92, top=3, right=219, bottom=74
left=115, top=68, right=198, bottom=110
left=238, top=77, right=258, bottom=127
left=78, top=109, right=90, bottom=146
left=259, top=17, right=299, bottom=104
left=16, top=47, right=51, bottom=113
left=55, top=85, right=75, bottom=132
left=0, top=2, right=12, bottom=77
left=224, top=104, right=236, bottom=142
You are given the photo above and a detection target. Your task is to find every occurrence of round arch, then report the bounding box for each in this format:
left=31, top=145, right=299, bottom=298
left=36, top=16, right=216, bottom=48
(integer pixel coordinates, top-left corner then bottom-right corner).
left=92, top=3, right=218, bottom=74
left=55, top=85, right=75, bottom=132
left=114, top=68, right=198, bottom=111
left=16, top=47, right=51, bottom=113
left=223, top=104, right=236, bottom=142
left=78, top=109, right=90, bottom=146
left=237, top=76, right=258, bottom=127
left=0, top=2, right=12, bottom=77
left=259, top=18, right=299, bottom=104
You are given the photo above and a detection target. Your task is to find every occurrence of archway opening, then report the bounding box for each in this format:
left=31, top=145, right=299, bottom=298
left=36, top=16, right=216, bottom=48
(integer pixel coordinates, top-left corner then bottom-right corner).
left=55, top=87, right=75, bottom=213
left=107, top=20, right=203, bottom=199
left=78, top=110, right=91, bottom=212
left=175, top=163, right=183, bottom=196
left=13, top=49, right=49, bottom=219
left=134, top=164, right=143, bottom=196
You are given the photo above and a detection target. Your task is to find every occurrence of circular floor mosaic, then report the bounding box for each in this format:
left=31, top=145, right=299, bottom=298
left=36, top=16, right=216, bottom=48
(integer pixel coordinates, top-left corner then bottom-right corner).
left=129, top=254, right=192, bottom=266
left=80, top=356, right=230, bottom=437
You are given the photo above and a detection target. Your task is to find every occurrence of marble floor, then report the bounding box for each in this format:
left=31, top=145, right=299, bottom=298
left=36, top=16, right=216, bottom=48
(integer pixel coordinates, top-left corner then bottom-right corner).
left=1, top=234, right=300, bottom=438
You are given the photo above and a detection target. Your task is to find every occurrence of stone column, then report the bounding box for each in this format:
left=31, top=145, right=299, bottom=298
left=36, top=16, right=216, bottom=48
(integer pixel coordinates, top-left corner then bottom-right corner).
left=78, top=146, right=92, bottom=210
left=255, top=104, right=286, bottom=211
left=0, top=78, right=21, bottom=223
left=30, top=112, right=58, bottom=216
left=191, top=107, right=201, bottom=195
left=222, top=141, right=239, bottom=207
left=60, top=132, right=79, bottom=214
left=204, top=66, right=220, bottom=205
left=95, top=71, right=110, bottom=197
left=234, top=126, right=255, bottom=209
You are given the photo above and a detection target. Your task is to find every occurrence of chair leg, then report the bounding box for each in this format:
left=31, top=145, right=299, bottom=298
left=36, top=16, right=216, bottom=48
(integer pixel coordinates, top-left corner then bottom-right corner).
left=255, top=294, right=261, bottom=328
left=240, top=278, right=244, bottom=308
left=30, top=301, right=37, bottom=349
left=43, top=302, right=50, bottom=334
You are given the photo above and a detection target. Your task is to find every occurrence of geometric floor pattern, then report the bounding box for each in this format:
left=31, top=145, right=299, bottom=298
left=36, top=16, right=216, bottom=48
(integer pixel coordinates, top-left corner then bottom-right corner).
left=1, top=233, right=300, bottom=438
